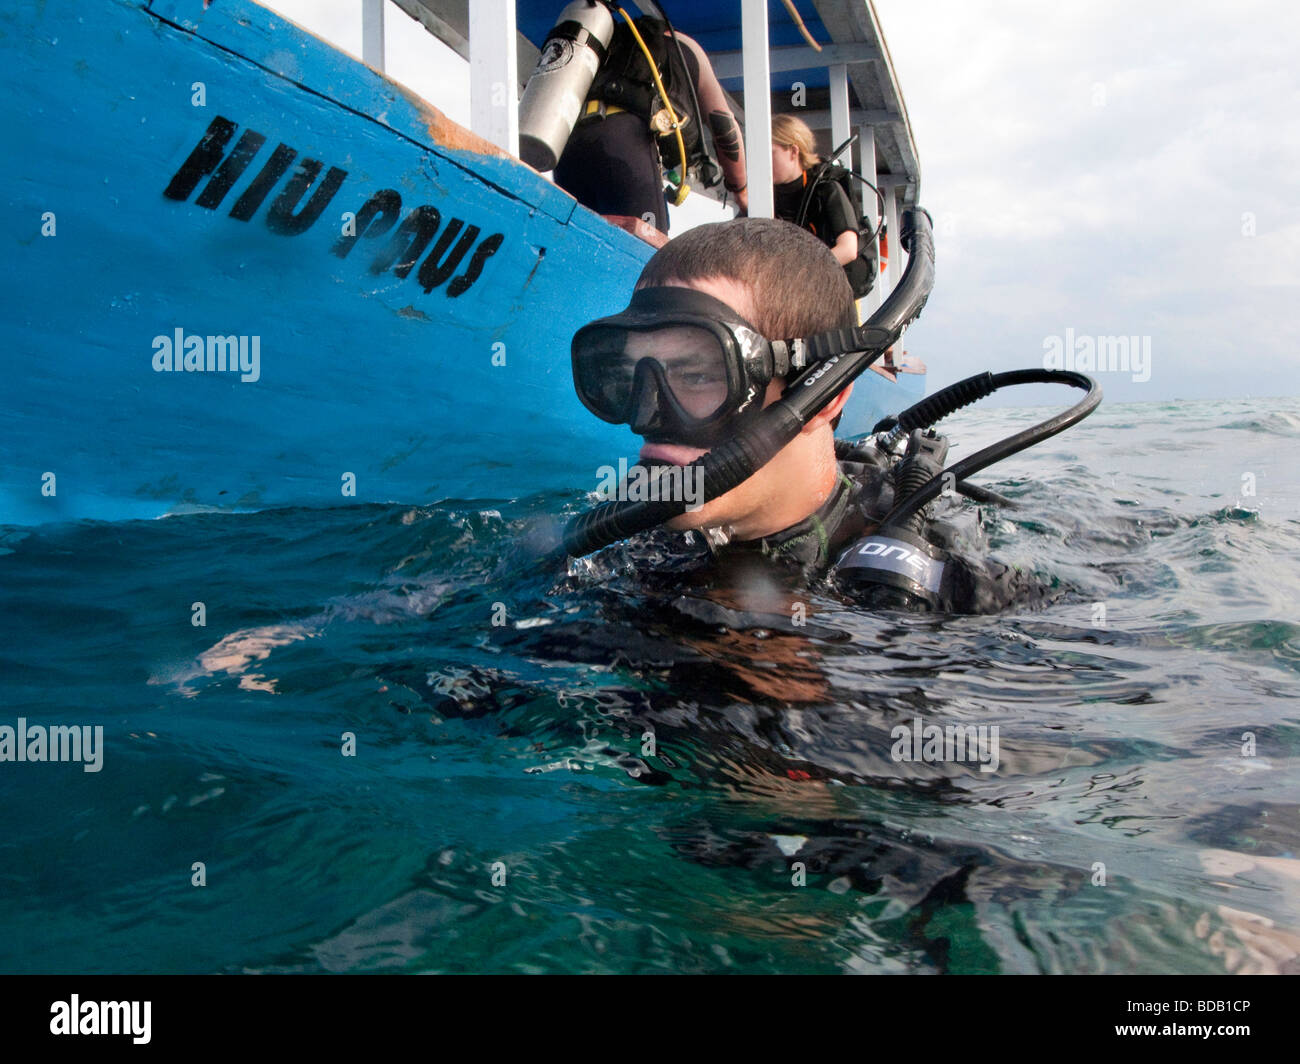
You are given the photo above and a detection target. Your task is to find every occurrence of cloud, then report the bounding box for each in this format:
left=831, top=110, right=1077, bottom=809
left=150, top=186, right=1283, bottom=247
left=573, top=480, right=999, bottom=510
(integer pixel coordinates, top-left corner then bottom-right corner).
left=876, top=0, right=1300, bottom=400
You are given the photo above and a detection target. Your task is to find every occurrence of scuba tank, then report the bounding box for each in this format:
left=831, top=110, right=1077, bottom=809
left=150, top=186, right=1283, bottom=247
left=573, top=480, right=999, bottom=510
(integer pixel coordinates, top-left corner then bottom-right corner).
left=518, top=1, right=617, bottom=172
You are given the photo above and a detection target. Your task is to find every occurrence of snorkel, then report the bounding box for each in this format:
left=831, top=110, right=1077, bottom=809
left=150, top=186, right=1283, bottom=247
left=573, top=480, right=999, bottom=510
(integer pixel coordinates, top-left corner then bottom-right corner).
left=563, top=207, right=937, bottom=558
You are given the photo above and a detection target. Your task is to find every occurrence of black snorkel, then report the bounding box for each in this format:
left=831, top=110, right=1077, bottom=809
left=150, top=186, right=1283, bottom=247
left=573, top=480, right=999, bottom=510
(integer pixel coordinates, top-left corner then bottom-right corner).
left=563, top=206, right=937, bottom=558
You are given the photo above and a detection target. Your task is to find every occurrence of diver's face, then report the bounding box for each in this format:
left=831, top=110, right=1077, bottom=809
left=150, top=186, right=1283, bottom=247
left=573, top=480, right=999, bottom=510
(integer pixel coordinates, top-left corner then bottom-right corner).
left=636, top=276, right=844, bottom=542
left=771, top=142, right=803, bottom=184
left=620, top=327, right=732, bottom=422
left=635, top=275, right=762, bottom=472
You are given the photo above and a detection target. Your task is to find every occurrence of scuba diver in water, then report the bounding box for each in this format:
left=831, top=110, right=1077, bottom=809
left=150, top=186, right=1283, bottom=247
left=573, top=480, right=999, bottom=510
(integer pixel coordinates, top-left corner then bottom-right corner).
left=561, top=214, right=1100, bottom=612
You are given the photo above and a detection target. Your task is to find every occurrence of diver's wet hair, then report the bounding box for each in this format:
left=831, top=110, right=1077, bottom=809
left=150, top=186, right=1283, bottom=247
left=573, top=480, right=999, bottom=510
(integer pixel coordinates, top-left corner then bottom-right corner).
left=636, top=217, right=855, bottom=342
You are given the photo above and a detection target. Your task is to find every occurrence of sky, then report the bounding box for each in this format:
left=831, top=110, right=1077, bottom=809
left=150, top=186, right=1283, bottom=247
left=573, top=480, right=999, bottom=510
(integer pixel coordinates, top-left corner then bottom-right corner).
left=872, top=0, right=1300, bottom=403
left=259, top=0, right=1299, bottom=403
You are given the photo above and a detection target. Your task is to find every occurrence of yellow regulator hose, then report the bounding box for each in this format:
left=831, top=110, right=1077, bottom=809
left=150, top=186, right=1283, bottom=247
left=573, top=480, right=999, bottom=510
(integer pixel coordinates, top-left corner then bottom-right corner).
left=618, top=7, right=690, bottom=205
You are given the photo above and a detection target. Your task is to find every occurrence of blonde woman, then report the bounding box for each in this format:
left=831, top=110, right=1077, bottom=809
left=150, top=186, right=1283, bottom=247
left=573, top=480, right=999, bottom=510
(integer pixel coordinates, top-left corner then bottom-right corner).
left=770, top=115, right=873, bottom=296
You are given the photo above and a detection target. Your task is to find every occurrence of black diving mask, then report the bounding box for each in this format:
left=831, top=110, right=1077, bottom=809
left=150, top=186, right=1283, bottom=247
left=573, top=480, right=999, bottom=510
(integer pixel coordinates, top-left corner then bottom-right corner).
left=571, top=286, right=802, bottom=448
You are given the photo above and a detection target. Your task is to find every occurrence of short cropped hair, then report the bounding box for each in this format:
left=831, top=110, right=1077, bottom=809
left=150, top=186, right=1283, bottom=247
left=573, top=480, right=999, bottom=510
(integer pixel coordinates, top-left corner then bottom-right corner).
left=636, top=217, right=855, bottom=340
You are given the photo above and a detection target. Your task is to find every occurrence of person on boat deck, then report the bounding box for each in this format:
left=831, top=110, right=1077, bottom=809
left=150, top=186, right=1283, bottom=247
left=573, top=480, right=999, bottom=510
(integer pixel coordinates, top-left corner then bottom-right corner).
left=770, top=114, right=873, bottom=297
left=569, top=218, right=1044, bottom=613
left=553, top=15, right=747, bottom=234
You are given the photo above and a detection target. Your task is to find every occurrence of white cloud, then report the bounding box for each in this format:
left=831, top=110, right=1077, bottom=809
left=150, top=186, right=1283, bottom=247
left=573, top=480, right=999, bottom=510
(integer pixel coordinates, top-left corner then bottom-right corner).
left=876, top=0, right=1300, bottom=399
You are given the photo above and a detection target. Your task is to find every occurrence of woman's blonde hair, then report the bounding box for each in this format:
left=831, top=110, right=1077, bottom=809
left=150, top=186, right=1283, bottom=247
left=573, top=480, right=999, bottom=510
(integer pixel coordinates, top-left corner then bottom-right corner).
left=771, top=114, right=820, bottom=171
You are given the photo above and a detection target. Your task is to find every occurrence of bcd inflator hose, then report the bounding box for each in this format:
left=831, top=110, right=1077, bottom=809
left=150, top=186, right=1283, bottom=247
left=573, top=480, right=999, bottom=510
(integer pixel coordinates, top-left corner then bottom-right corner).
left=873, top=371, right=998, bottom=437
left=563, top=207, right=938, bottom=558
left=873, top=368, right=1102, bottom=530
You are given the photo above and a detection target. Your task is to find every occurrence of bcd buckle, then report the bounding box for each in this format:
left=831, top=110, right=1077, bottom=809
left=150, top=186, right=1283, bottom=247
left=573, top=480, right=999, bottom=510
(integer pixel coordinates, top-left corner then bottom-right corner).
left=649, top=108, right=686, bottom=136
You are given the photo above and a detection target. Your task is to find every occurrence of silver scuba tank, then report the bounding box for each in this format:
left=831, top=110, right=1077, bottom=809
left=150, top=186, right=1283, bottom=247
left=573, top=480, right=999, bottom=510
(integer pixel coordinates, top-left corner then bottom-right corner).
left=518, top=1, right=616, bottom=172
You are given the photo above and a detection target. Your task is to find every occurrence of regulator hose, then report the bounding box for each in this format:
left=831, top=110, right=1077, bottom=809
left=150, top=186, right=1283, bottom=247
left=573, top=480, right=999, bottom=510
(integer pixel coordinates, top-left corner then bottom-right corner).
left=563, top=207, right=937, bottom=557
left=872, top=368, right=1101, bottom=530
left=618, top=7, right=690, bottom=205
left=871, top=370, right=998, bottom=436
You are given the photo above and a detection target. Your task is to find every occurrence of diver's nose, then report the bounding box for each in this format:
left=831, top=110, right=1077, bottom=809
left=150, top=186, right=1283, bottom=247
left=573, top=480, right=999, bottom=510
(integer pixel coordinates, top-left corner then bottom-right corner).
left=628, top=359, right=667, bottom=436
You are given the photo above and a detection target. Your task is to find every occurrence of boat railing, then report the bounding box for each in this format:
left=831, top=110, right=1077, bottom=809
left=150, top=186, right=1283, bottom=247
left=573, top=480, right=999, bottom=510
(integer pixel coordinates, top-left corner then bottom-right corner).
left=355, top=1, right=919, bottom=319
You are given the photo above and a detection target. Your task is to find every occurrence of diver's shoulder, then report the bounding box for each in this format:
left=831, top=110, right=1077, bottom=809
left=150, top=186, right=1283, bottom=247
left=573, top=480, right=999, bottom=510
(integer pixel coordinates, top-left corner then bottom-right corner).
left=829, top=443, right=1061, bottom=614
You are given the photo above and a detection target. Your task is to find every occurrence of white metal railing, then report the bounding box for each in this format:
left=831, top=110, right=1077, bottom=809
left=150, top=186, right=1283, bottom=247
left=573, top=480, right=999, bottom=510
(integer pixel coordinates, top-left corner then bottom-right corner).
left=741, top=0, right=774, bottom=219
left=468, top=0, right=518, bottom=155
left=361, top=0, right=385, bottom=69
left=364, top=0, right=911, bottom=310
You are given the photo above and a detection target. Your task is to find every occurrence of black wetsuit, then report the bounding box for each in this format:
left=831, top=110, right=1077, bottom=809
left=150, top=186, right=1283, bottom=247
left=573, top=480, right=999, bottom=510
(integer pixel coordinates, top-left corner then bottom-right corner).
left=555, top=112, right=671, bottom=231
left=731, top=440, right=1046, bottom=613
left=553, top=19, right=702, bottom=234
left=775, top=167, right=874, bottom=296
left=606, top=438, right=1047, bottom=615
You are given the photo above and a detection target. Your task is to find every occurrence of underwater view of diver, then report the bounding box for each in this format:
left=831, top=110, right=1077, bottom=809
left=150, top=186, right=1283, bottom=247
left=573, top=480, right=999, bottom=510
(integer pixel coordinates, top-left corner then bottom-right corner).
left=1, top=0, right=1298, bottom=1037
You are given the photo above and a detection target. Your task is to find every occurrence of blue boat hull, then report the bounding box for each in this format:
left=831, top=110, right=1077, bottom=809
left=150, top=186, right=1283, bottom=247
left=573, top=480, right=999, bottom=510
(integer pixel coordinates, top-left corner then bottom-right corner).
left=1, top=0, right=919, bottom=526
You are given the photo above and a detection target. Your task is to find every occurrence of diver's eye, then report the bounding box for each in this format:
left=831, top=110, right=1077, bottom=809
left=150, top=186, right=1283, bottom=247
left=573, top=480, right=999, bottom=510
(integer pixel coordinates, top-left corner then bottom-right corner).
left=600, top=362, right=635, bottom=389
left=676, top=371, right=726, bottom=390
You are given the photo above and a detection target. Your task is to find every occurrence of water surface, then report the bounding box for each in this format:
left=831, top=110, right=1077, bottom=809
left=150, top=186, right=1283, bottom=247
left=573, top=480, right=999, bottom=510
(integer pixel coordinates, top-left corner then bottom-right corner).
left=2, top=397, right=1297, bottom=973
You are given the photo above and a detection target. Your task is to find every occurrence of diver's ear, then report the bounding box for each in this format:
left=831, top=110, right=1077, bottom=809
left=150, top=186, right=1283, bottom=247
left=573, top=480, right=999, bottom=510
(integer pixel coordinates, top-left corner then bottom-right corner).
left=804, top=383, right=854, bottom=432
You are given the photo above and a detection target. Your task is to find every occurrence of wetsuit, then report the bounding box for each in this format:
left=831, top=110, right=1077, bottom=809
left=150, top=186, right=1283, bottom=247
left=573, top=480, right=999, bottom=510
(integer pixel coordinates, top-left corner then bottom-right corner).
left=554, top=19, right=702, bottom=234
left=775, top=167, right=874, bottom=296
left=723, top=439, right=1047, bottom=613
left=555, top=113, right=672, bottom=231
left=609, top=438, right=1047, bottom=614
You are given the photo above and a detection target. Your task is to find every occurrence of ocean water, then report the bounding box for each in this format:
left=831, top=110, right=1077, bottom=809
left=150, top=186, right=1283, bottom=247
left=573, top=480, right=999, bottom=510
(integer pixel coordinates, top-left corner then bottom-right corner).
left=1, top=396, right=1297, bottom=974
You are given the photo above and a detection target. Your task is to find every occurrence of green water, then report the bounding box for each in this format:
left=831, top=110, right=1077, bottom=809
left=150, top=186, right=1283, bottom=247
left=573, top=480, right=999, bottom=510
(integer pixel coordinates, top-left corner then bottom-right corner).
left=1, top=398, right=1298, bottom=973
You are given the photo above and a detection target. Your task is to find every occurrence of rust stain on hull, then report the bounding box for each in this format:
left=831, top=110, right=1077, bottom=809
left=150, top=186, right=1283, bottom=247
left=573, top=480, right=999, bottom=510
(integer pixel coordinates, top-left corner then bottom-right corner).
left=387, top=79, right=512, bottom=160
left=602, top=214, right=669, bottom=249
